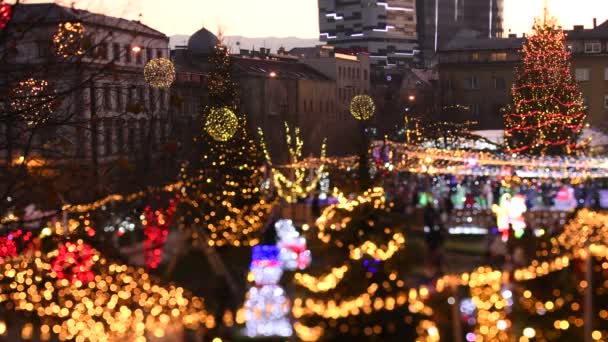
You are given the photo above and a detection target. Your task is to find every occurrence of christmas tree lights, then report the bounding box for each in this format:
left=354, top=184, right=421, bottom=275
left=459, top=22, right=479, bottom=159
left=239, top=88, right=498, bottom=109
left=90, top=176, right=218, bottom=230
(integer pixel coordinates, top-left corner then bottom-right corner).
left=504, top=18, right=586, bottom=155
left=144, top=57, right=176, bottom=88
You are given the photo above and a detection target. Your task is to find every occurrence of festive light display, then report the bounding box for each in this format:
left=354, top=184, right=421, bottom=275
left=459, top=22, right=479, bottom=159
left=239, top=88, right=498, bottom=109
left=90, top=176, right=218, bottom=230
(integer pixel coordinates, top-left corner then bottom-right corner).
left=0, top=2, right=11, bottom=30
left=204, top=106, right=239, bottom=142
left=142, top=196, right=178, bottom=269
left=294, top=264, right=349, bottom=293
left=258, top=122, right=327, bottom=203
left=491, top=193, right=527, bottom=241
left=244, top=220, right=310, bottom=338
left=52, top=22, right=85, bottom=58
left=144, top=58, right=176, bottom=88
left=51, top=240, right=96, bottom=283
left=0, top=248, right=212, bottom=341
left=468, top=267, right=511, bottom=341
left=10, top=78, right=55, bottom=126
left=504, top=17, right=586, bottom=155
left=350, top=94, right=375, bottom=121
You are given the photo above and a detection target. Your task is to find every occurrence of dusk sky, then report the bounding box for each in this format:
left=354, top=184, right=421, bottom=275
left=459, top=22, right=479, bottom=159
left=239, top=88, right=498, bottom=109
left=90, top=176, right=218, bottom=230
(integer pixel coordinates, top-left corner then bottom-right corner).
left=20, top=0, right=608, bottom=38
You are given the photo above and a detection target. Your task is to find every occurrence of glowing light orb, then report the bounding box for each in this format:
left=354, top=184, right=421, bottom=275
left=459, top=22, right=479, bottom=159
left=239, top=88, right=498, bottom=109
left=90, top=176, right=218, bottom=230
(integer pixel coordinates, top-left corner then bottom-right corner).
left=204, top=107, right=239, bottom=142
left=10, top=78, right=55, bottom=126
left=349, top=94, right=375, bottom=121
left=52, top=22, right=85, bottom=58
left=144, top=58, right=176, bottom=89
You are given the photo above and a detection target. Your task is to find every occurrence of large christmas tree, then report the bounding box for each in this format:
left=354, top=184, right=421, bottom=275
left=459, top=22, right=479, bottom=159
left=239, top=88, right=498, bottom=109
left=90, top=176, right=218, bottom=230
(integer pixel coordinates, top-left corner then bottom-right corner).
left=179, top=41, right=269, bottom=247
left=504, top=18, right=586, bottom=155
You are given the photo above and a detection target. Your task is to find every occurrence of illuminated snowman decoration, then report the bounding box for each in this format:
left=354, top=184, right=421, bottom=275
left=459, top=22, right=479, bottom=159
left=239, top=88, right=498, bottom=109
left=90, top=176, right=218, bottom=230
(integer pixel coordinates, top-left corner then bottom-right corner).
left=244, top=219, right=311, bottom=337
left=553, top=185, right=577, bottom=211
left=492, top=193, right=527, bottom=241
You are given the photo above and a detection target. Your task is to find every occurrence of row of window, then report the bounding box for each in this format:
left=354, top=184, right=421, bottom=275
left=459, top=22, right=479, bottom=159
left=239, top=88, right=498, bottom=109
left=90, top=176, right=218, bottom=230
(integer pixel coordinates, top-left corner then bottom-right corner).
left=101, top=43, right=165, bottom=64
left=338, top=87, right=365, bottom=101
left=338, top=65, right=368, bottom=81
left=574, top=68, right=608, bottom=82
left=101, top=118, right=168, bottom=156
left=459, top=76, right=506, bottom=90
left=301, top=99, right=335, bottom=114
left=99, top=85, right=167, bottom=113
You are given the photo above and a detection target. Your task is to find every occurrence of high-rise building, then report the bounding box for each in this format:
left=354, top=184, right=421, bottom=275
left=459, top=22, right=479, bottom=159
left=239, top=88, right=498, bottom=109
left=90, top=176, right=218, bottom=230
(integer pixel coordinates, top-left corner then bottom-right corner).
left=317, top=0, right=418, bottom=67
left=416, top=0, right=503, bottom=61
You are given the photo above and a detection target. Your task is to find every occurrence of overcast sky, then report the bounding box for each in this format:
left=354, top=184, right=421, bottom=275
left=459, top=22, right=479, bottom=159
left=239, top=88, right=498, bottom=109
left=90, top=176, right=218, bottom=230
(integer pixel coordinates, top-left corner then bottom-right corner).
left=19, top=0, right=608, bottom=37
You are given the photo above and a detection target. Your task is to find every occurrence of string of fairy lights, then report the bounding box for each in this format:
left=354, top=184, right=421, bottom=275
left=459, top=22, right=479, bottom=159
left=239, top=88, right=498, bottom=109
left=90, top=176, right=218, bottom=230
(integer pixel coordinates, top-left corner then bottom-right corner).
left=258, top=122, right=327, bottom=203
left=0, top=243, right=213, bottom=341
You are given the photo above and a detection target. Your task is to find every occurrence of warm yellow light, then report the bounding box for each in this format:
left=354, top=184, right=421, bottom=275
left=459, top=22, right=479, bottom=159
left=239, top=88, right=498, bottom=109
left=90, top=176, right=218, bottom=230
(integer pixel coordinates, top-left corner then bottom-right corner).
left=523, top=327, right=535, bottom=338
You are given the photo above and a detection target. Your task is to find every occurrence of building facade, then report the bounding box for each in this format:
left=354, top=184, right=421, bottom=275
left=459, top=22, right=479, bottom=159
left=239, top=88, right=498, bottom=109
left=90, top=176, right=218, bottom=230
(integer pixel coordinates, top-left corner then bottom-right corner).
left=172, top=28, right=359, bottom=162
left=1, top=3, right=171, bottom=200
left=416, top=0, right=503, bottom=64
left=318, top=0, right=418, bottom=66
left=437, top=20, right=608, bottom=129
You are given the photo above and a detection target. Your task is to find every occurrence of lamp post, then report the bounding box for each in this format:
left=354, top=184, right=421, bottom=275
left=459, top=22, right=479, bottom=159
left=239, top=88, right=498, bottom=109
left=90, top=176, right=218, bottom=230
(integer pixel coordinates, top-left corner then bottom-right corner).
left=350, top=94, right=375, bottom=190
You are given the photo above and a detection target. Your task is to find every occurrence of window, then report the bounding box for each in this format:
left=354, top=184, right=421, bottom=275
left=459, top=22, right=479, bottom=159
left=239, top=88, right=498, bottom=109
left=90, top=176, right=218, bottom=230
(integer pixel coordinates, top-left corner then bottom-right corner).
left=471, top=104, right=480, bottom=116
left=147, top=48, right=154, bottom=62
left=490, top=52, right=507, bottom=61
left=159, top=89, right=166, bottom=110
left=604, top=95, right=608, bottom=109
left=464, top=75, right=479, bottom=89
left=38, top=41, right=50, bottom=57
left=124, top=45, right=132, bottom=63
left=104, top=119, right=113, bottom=156
left=128, top=120, right=136, bottom=153
left=116, top=87, right=123, bottom=111
left=127, top=87, right=135, bottom=105
left=139, top=119, right=146, bottom=148
left=471, top=52, right=480, bottom=61
left=364, top=70, right=368, bottom=81
left=116, top=119, right=124, bottom=154
left=149, top=88, right=156, bottom=112
left=136, top=49, right=143, bottom=64
left=575, top=68, right=590, bottom=81
left=356, top=69, right=360, bottom=79
left=138, top=86, right=145, bottom=105
left=494, top=77, right=506, bottom=90
left=98, top=42, right=109, bottom=60
left=338, top=67, right=342, bottom=79
left=604, top=67, right=608, bottom=81
left=103, top=86, right=112, bottom=110
left=113, top=43, right=120, bottom=61
left=585, top=42, right=601, bottom=53
left=157, top=49, right=163, bottom=58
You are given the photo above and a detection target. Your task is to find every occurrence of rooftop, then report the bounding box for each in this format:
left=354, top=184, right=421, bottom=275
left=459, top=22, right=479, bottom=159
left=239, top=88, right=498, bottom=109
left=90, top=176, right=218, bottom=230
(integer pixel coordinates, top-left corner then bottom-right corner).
left=10, top=3, right=167, bottom=38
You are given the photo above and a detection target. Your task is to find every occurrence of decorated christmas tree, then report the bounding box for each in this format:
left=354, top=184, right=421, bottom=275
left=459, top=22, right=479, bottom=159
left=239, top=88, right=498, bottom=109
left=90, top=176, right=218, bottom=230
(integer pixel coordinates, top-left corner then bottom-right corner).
left=504, top=17, right=586, bottom=155
left=179, top=39, right=269, bottom=247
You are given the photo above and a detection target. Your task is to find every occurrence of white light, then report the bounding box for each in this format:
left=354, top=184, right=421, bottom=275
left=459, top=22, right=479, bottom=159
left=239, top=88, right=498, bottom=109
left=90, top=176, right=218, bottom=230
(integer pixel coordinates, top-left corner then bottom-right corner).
left=320, top=33, right=337, bottom=39
left=351, top=33, right=364, bottom=37
left=447, top=297, right=455, bottom=305
left=377, top=2, right=413, bottom=11
left=325, top=13, right=344, bottom=20
left=523, top=327, right=536, bottom=338
left=373, top=25, right=395, bottom=32
left=502, top=289, right=512, bottom=299
left=497, top=320, right=507, bottom=330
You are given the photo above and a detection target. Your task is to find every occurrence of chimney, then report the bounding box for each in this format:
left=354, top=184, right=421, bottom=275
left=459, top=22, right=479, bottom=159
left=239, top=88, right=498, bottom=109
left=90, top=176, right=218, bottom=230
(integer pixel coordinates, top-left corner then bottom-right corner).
left=573, top=25, right=584, bottom=31
left=508, top=33, right=516, bottom=38
left=593, top=18, right=597, bottom=28
left=239, top=49, right=250, bottom=56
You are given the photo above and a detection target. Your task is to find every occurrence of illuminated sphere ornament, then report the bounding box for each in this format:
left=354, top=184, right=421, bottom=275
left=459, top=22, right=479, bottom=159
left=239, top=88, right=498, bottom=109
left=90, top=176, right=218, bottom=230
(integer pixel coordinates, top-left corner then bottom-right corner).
left=0, top=2, right=11, bottom=31
left=350, top=94, right=375, bottom=121
left=52, top=22, right=85, bottom=58
left=144, top=58, right=176, bottom=88
left=10, top=78, right=55, bottom=126
left=205, top=107, right=239, bottom=142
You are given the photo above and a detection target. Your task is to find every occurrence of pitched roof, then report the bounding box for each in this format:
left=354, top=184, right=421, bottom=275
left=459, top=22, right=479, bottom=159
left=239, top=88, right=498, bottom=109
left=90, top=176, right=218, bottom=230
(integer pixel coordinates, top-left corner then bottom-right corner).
left=11, top=3, right=166, bottom=38
left=232, top=57, right=331, bottom=81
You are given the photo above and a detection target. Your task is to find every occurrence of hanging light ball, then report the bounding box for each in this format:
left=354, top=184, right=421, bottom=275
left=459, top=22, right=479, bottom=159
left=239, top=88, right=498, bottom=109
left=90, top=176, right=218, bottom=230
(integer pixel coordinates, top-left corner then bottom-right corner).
left=0, top=3, right=12, bottom=31
left=350, top=94, right=376, bottom=121
left=52, top=22, right=85, bottom=58
left=204, top=107, right=239, bottom=142
left=51, top=241, right=96, bottom=284
left=10, top=78, right=55, bottom=126
left=144, top=58, right=176, bottom=88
